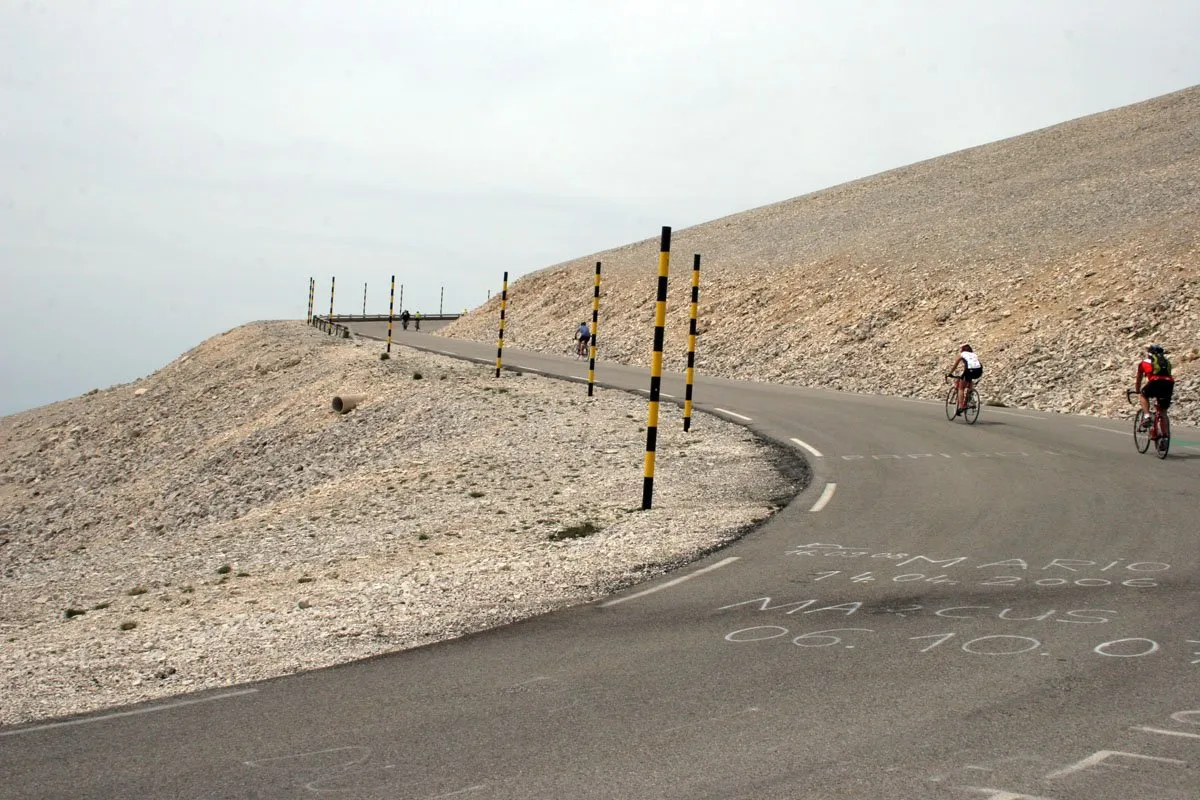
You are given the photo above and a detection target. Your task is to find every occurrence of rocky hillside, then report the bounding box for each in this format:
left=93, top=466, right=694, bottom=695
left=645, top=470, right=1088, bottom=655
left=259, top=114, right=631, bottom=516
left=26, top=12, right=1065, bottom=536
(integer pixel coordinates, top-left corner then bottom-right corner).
left=0, top=322, right=797, bottom=725
left=444, top=85, right=1199, bottom=426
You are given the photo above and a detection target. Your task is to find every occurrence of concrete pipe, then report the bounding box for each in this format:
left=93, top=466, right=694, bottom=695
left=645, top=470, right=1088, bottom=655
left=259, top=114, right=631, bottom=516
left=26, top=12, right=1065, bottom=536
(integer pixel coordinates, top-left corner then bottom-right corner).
left=332, top=395, right=366, bottom=414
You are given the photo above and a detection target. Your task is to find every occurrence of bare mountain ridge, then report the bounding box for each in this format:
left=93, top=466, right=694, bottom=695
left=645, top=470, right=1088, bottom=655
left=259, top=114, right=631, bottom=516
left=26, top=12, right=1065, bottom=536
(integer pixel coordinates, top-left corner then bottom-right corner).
left=444, top=85, right=1199, bottom=425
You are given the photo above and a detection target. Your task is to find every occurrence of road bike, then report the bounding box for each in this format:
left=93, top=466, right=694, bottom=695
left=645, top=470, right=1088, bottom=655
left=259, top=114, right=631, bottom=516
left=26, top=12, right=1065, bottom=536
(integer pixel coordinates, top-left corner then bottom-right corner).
left=944, top=374, right=980, bottom=424
left=1126, top=388, right=1170, bottom=458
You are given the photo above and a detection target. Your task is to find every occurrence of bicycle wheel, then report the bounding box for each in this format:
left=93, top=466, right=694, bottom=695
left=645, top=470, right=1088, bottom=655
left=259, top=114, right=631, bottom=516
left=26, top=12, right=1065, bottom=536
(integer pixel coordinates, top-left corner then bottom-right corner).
left=1156, top=414, right=1170, bottom=459
left=963, top=389, right=980, bottom=425
left=945, top=386, right=959, bottom=421
left=1133, top=410, right=1150, bottom=453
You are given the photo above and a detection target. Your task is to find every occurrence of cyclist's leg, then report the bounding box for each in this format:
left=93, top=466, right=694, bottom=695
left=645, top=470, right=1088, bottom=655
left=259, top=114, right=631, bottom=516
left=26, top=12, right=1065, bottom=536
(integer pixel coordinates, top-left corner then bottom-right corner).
left=957, top=378, right=967, bottom=410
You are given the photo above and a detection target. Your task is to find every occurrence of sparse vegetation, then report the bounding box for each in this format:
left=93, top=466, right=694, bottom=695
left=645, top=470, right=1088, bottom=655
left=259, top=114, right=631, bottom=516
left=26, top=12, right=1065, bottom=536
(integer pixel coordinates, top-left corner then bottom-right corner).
left=412, top=371, right=423, bottom=380
left=549, top=521, right=600, bottom=541
left=297, top=576, right=315, bottom=584
left=64, top=608, right=86, bottom=619
left=380, top=352, right=390, bottom=360
left=119, top=621, right=137, bottom=631
left=126, top=586, right=147, bottom=596
left=468, top=490, right=486, bottom=498
left=215, top=564, right=232, bottom=575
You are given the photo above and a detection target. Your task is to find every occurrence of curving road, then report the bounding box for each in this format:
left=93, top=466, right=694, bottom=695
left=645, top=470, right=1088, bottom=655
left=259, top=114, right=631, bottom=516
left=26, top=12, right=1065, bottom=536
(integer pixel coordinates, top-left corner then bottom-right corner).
left=3, top=327, right=1198, bottom=800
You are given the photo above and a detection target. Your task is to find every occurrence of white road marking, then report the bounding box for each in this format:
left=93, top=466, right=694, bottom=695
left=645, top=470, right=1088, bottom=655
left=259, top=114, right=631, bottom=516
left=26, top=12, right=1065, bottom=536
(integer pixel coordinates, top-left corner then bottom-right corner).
left=1132, top=726, right=1200, bottom=740
left=985, top=409, right=1046, bottom=420
left=0, top=689, right=259, bottom=737
left=810, top=482, right=837, bottom=512
left=790, top=438, right=824, bottom=458
left=1080, top=424, right=1126, bottom=436
left=660, top=393, right=675, bottom=399
left=600, top=557, right=739, bottom=607
left=713, top=408, right=752, bottom=421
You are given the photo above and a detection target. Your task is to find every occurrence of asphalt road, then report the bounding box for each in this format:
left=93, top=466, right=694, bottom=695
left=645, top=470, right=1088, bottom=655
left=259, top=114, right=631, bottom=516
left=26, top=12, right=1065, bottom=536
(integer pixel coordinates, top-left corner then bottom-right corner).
left=3, top=326, right=1197, bottom=800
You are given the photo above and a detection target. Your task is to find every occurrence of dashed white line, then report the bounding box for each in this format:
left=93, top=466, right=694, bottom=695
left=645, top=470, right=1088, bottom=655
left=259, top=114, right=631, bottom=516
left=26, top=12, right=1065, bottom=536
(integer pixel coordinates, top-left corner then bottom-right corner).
left=0, top=689, right=259, bottom=737
left=810, top=482, right=837, bottom=512
left=790, top=437, right=823, bottom=458
left=600, top=557, right=739, bottom=607
left=713, top=408, right=752, bottom=421
left=986, top=409, right=1046, bottom=420
left=1080, top=424, right=1126, bottom=436
left=660, top=392, right=675, bottom=399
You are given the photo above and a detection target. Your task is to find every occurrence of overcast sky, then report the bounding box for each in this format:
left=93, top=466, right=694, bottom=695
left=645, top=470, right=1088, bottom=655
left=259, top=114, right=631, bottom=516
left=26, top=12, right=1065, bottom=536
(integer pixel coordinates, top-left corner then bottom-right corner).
left=2, top=0, right=1198, bottom=416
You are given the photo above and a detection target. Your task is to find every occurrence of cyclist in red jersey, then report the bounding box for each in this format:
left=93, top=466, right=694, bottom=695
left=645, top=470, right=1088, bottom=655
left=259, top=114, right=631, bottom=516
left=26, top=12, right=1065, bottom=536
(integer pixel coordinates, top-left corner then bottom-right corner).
left=1135, top=345, right=1174, bottom=428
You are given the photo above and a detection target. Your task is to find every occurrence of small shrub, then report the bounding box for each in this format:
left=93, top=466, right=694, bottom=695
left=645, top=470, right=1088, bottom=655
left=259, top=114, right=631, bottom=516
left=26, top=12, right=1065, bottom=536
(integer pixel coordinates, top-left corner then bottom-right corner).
left=64, top=608, right=86, bottom=619
left=380, top=352, right=390, bottom=361
left=126, top=586, right=148, bottom=596
left=418, top=533, right=429, bottom=540
left=119, top=621, right=138, bottom=631
left=297, top=576, right=315, bottom=584
left=412, top=371, right=423, bottom=380
left=92, top=601, right=111, bottom=610
left=468, top=490, right=485, bottom=498
left=549, top=521, right=600, bottom=542
left=215, top=564, right=232, bottom=575
left=236, top=572, right=251, bottom=578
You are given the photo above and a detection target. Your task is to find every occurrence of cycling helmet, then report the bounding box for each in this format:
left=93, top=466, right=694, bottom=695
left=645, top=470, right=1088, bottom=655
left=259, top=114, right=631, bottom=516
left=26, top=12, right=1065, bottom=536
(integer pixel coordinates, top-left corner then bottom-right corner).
left=1147, top=344, right=1164, bottom=354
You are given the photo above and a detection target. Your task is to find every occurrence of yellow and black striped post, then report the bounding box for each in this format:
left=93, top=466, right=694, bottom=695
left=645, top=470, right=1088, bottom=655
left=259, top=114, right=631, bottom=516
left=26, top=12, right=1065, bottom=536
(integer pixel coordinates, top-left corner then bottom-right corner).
left=386, top=274, right=395, bottom=354
left=495, top=271, right=508, bottom=378
left=587, top=261, right=601, bottom=396
left=683, top=253, right=701, bottom=431
left=642, top=226, right=671, bottom=510
left=307, top=277, right=314, bottom=324
left=362, top=282, right=367, bottom=316
left=327, top=276, right=336, bottom=335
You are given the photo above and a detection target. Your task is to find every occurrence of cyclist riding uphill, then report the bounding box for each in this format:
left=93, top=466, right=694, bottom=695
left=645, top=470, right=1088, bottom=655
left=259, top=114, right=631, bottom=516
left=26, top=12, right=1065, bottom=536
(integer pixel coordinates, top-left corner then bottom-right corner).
left=575, top=321, right=591, bottom=355
left=1135, top=345, right=1174, bottom=428
left=950, top=344, right=983, bottom=416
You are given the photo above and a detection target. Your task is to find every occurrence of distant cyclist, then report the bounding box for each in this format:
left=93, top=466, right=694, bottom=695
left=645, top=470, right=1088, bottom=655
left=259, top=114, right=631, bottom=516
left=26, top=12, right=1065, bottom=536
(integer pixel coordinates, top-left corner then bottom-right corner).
left=1135, top=345, right=1173, bottom=428
left=948, top=344, right=983, bottom=416
left=575, top=321, right=591, bottom=357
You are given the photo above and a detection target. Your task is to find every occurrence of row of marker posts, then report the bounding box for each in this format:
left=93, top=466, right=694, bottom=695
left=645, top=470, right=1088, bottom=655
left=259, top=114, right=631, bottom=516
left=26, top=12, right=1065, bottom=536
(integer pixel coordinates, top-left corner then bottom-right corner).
left=489, top=225, right=700, bottom=510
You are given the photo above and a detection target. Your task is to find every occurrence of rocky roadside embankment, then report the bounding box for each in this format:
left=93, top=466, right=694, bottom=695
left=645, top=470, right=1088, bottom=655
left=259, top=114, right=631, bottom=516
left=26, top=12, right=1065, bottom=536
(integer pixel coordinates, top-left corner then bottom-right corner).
left=0, top=321, right=803, bottom=726
left=443, top=87, right=1199, bottom=427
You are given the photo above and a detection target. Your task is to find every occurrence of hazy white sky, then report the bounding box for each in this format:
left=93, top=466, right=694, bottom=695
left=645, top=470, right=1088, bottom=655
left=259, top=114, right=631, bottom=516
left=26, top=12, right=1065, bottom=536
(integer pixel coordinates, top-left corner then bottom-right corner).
left=2, top=0, right=1198, bottom=415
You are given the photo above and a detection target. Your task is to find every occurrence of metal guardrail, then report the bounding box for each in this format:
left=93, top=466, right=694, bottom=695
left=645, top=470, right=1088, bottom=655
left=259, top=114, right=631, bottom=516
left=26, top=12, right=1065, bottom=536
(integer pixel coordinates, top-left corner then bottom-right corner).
left=309, top=316, right=352, bottom=338
left=325, top=313, right=463, bottom=323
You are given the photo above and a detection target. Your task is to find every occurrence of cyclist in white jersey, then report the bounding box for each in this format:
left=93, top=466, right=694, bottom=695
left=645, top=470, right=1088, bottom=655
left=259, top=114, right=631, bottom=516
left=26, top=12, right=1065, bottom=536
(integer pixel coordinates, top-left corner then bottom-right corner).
left=951, top=344, right=983, bottom=416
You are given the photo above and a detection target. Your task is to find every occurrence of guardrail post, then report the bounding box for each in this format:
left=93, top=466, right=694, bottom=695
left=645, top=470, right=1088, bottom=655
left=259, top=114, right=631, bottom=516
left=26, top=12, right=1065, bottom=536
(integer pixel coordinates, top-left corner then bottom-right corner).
left=387, top=275, right=396, bottom=354
left=495, top=271, right=508, bottom=378
left=684, top=254, right=701, bottom=431
left=328, top=277, right=336, bottom=335
left=642, top=226, right=670, bottom=510
left=587, top=261, right=601, bottom=397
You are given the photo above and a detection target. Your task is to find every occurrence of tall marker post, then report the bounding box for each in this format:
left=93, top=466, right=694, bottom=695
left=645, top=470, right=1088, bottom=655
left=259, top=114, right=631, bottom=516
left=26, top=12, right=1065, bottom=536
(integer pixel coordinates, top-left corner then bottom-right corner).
left=439, top=286, right=444, bottom=316
left=683, top=254, right=701, bottom=431
left=642, top=227, right=671, bottom=510
left=587, top=262, right=602, bottom=396
left=495, top=272, right=508, bottom=377
left=386, top=274, right=396, bottom=354
left=398, top=285, right=404, bottom=318
left=328, top=277, right=336, bottom=335
left=307, top=277, right=314, bottom=324
left=362, top=282, right=367, bottom=316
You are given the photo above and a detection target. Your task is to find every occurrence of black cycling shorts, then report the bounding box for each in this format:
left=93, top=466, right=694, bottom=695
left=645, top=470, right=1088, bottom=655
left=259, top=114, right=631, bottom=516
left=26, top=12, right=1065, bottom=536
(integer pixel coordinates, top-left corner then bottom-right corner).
left=963, top=367, right=983, bottom=382
left=1142, top=380, right=1173, bottom=409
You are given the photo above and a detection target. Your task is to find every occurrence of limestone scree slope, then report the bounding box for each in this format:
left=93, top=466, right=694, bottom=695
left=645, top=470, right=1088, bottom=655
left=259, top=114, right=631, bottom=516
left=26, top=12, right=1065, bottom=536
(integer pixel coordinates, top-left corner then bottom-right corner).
left=444, top=85, right=1199, bottom=427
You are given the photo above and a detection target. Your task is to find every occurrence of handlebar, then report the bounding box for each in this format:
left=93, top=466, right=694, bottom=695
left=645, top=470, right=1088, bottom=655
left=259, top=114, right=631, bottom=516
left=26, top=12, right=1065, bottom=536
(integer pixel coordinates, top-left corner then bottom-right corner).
left=1126, top=388, right=1139, bottom=404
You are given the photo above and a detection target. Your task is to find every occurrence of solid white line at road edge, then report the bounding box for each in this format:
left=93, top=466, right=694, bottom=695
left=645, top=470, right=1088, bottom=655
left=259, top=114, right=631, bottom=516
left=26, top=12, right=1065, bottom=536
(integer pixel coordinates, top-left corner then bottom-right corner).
left=790, top=437, right=823, bottom=458
left=713, top=407, right=752, bottom=421
left=1080, top=424, right=1126, bottom=436
left=599, top=557, right=739, bottom=607
left=0, top=689, right=259, bottom=737
left=810, top=482, right=837, bottom=513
